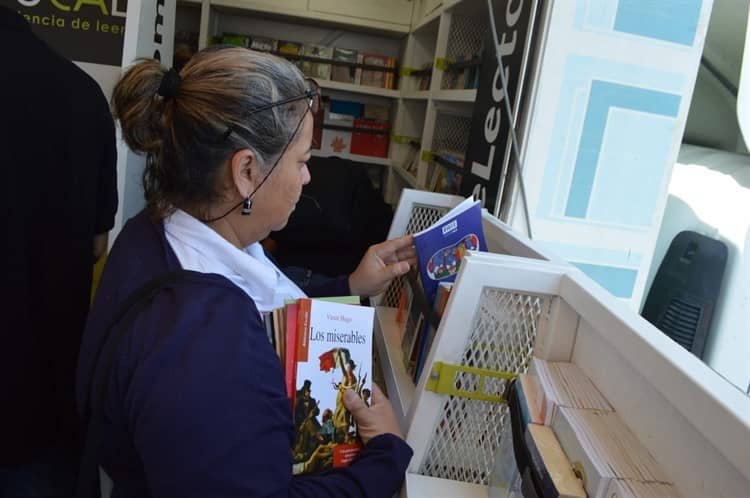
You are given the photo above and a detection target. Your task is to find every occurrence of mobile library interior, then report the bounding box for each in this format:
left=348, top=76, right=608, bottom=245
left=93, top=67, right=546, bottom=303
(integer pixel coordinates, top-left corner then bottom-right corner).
left=374, top=189, right=750, bottom=497
left=52, top=0, right=750, bottom=495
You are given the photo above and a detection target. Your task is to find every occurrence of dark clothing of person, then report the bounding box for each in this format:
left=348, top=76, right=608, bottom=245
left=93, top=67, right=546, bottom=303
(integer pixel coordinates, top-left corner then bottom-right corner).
left=0, top=6, right=118, bottom=467
left=272, top=156, right=392, bottom=277
left=77, top=211, right=412, bottom=497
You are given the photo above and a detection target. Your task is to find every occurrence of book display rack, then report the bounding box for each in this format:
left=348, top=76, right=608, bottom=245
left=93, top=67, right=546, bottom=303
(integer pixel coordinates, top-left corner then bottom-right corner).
left=374, top=190, right=750, bottom=498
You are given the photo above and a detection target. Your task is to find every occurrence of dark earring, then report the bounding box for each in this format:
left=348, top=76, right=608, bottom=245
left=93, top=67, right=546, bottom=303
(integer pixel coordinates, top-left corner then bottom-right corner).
left=241, top=196, right=252, bottom=215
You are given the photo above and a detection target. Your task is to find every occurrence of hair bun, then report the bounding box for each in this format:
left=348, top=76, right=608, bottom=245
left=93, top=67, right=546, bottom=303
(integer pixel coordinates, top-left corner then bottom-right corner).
left=158, top=67, right=182, bottom=100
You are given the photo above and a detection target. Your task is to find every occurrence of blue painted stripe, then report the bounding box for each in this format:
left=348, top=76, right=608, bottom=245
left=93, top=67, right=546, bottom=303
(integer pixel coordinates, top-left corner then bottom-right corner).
left=573, top=262, right=638, bottom=298
left=565, top=81, right=681, bottom=218
left=615, top=0, right=702, bottom=46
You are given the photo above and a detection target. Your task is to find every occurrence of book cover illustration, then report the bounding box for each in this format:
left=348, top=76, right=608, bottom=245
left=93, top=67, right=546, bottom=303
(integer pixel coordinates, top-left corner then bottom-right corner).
left=423, top=233, right=479, bottom=280
left=413, top=197, right=487, bottom=306
left=292, top=299, right=374, bottom=475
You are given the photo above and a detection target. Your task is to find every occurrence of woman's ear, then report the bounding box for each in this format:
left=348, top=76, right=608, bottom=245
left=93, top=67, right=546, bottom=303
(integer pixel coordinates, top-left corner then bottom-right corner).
left=229, top=148, right=259, bottom=198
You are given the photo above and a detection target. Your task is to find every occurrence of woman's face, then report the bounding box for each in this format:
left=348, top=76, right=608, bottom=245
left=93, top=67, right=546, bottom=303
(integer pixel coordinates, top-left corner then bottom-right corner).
left=251, top=112, right=313, bottom=235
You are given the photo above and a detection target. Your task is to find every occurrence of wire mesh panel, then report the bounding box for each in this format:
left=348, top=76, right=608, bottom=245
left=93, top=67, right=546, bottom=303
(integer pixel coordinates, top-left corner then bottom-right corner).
left=381, top=204, right=451, bottom=307
left=441, top=14, right=489, bottom=89
left=432, top=113, right=472, bottom=154
left=417, top=287, right=549, bottom=484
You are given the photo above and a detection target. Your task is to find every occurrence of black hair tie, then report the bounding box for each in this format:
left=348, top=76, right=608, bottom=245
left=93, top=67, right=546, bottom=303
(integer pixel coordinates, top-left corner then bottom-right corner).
left=157, top=67, right=182, bottom=101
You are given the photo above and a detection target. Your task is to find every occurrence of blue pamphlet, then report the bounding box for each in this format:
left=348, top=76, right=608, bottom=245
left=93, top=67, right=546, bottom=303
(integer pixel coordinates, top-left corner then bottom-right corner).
left=413, top=197, right=487, bottom=307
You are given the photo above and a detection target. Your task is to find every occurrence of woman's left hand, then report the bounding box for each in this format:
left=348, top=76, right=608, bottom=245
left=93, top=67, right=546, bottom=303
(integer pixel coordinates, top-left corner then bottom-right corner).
left=348, top=234, right=417, bottom=297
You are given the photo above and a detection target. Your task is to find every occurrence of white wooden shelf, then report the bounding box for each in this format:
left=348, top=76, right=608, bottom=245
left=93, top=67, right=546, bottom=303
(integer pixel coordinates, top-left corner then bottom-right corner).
left=210, top=0, right=410, bottom=36
left=376, top=190, right=750, bottom=498
left=401, top=90, right=430, bottom=100
left=311, top=150, right=390, bottom=166
left=403, top=474, right=488, bottom=498
left=392, top=164, right=418, bottom=187
left=431, top=88, right=477, bottom=103
left=373, top=306, right=415, bottom=431
left=411, top=6, right=442, bottom=34
left=318, top=79, right=400, bottom=99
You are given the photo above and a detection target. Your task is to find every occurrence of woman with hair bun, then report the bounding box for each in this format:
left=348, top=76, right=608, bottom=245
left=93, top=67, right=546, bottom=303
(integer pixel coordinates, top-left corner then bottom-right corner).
left=76, top=47, right=414, bottom=498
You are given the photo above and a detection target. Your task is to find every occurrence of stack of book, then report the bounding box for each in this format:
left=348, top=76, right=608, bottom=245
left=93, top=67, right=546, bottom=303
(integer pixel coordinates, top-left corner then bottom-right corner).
left=331, top=48, right=361, bottom=84
left=428, top=150, right=465, bottom=194
left=552, top=407, right=673, bottom=497
left=397, top=275, right=452, bottom=382
left=360, top=53, right=398, bottom=89
left=528, top=358, right=613, bottom=425
left=301, top=44, right=334, bottom=80
left=605, top=479, right=684, bottom=498
left=416, top=63, right=432, bottom=91
left=250, top=36, right=277, bottom=53
left=262, top=297, right=374, bottom=475
left=493, top=358, right=684, bottom=498
left=443, top=54, right=481, bottom=90
left=395, top=197, right=487, bottom=383
left=316, top=99, right=391, bottom=158
left=213, top=33, right=398, bottom=89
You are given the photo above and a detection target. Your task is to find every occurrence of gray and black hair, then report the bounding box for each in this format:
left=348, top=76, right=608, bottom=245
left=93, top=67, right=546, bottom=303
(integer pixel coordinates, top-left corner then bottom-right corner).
left=112, top=46, right=308, bottom=217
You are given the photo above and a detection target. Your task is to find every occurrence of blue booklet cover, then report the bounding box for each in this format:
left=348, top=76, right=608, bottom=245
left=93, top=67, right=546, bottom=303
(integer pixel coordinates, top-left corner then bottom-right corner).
left=413, top=198, right=487, bottom=307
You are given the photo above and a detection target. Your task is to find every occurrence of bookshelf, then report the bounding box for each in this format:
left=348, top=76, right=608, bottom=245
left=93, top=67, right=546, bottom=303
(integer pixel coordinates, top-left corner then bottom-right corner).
left=317, top=79, right=400, bottom=98
left=176, top=0, right=486, bottom=199
left=374, top=190, right=750, bottom=498
left=175, top=0, right=406, bottom=169
left=387, top=0, right=486, bottom=204
left=391, top=164, right=418, bottom=188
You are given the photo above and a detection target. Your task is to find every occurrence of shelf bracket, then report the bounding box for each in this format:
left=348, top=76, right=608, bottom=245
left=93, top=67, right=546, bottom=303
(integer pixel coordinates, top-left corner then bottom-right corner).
left=425, top=361, right=516, bottom=403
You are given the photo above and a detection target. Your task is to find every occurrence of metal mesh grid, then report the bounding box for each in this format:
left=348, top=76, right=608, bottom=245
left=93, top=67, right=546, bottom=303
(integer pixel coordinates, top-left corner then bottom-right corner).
left=432, top=113, right=472, bottom=154
left=441, top=14, right=489, bottom=89
left=381, top=204, right=451, bottom=307
left=417, top=288, right=549, bottom=484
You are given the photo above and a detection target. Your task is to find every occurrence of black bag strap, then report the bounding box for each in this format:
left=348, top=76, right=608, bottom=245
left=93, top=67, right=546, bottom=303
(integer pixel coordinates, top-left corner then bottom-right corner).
left=75, top=269, right=194, bottom=498
left=505, top=377, right=544, bottom=498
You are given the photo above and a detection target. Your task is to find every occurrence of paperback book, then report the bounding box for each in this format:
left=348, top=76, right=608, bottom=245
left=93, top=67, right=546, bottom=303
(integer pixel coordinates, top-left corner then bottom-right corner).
left=291, top=298, right=374, bottom=475
left=551, top=407, right=671, bottom=498
left=413, top=196, right=487, bottom=307
left=331, top=48, right=360, bottom=84
left=301, top=44, right=333, bottom=80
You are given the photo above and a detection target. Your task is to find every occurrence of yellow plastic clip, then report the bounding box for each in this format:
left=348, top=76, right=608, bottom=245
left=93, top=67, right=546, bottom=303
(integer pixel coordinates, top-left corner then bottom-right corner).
left=435, top=57, right=456, bottom=71
left=425, top=361, right=516, bottom=403
left=421, top=150, right=435, bottom=162
left=391, top=133, right=421, bottom=145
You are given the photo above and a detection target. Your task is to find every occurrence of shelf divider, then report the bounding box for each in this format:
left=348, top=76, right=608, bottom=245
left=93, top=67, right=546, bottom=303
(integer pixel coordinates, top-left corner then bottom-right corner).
left=311, top=150, right=390, bottom=166
left=374, top=306, right=415, bottom=431
left=318, top=79, right=400, bottom=98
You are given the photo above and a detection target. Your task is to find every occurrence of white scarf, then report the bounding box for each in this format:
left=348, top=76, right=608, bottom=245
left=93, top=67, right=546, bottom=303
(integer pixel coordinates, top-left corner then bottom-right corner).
left=163, top=209, right=306, bottom=313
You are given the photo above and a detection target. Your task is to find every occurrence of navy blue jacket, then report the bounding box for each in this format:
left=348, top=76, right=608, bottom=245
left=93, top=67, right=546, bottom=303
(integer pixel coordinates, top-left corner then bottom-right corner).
left=77, top=211, right=412, bottom=497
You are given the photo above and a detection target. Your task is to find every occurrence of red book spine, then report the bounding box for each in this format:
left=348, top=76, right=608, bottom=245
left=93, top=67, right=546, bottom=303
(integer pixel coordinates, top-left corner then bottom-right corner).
left=285, top=302, right=299, bottom=401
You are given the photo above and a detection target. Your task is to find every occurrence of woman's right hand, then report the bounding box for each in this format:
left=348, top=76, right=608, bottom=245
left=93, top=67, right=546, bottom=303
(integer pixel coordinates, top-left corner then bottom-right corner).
left=343, top=384, right=403, bottom=444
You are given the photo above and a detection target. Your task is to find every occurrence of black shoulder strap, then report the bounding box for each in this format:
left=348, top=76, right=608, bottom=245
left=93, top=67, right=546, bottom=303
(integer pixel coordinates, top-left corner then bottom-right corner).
left=76, top=269, right=193, bottom=498
left=506, top=377, right=544, bottom=498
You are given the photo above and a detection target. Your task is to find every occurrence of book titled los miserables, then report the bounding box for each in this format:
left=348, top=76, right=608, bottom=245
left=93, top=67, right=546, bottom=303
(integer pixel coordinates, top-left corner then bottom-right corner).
left=291, top=298, right=374, bottom=475
left=413, top=197, right=487, bottom=307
